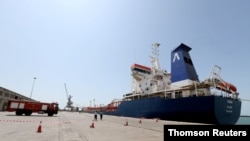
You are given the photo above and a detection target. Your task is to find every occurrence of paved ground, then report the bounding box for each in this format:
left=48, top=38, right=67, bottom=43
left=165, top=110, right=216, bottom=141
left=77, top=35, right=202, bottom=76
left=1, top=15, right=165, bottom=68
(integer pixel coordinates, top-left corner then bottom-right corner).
left=0, top=111, right=201, bottom=141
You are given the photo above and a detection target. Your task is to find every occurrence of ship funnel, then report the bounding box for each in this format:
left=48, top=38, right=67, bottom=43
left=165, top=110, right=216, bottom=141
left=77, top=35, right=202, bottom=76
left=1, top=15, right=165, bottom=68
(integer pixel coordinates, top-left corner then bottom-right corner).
left=171, top=43, right=199, bottom=83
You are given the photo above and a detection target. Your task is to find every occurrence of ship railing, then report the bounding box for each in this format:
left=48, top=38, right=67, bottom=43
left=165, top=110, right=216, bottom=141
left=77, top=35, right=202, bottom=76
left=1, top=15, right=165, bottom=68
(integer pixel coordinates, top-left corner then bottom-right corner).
left=210, top=89, right=240, bottom=100
left=123, top=93, right=143, bottom=100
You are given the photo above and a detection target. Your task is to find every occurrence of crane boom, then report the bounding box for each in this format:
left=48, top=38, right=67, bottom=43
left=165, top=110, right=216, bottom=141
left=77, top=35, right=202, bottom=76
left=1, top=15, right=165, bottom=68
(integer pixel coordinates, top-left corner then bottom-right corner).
left=64, top=83, right=69, bottom=98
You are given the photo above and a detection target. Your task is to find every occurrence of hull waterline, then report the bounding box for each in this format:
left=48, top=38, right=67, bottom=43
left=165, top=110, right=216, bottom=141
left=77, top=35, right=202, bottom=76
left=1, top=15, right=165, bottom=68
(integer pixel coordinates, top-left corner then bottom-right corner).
left=103, top=96, right=241, bottom=125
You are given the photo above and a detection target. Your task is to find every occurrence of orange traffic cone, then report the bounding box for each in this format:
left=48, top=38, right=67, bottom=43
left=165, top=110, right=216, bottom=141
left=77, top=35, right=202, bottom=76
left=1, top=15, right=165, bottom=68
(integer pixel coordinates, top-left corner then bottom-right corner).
left=90, top=120, right=95, bottom=128
left=37, top=121, right=42, bottom=133
left=124, top=119, right=128, bottom=126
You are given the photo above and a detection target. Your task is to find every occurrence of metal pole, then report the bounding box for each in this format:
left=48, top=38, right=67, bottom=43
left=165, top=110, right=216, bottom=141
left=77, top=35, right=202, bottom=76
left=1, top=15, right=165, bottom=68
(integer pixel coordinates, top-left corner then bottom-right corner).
left=30, top=77, right=37, bottom=98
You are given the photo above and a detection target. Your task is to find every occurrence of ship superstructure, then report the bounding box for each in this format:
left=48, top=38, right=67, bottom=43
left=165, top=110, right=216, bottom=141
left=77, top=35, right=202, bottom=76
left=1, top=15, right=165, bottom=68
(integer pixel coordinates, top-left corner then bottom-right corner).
left=128, top=43, right=171, bottom=98
left=124, top=43, right=239, bottom=102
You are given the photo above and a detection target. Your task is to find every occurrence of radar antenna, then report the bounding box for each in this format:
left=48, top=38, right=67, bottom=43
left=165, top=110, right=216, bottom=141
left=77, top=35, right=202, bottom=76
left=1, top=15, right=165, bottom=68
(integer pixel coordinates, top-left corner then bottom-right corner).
left=151, top=43, right=161, bottom=70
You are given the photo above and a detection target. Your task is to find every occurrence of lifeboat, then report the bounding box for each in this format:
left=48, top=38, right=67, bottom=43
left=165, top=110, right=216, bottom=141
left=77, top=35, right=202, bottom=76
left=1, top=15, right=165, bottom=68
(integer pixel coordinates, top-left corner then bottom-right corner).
left=131, top=63, right=151, bottom=74
left=131, top=64, right=151, bottom=71
left=216, top=80, right=237, bottom=94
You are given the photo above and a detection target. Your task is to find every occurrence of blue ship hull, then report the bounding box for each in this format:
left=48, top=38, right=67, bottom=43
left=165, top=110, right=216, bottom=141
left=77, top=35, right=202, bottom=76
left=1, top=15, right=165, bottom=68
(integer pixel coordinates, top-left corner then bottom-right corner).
left=103, top=95, right=241, bottom=125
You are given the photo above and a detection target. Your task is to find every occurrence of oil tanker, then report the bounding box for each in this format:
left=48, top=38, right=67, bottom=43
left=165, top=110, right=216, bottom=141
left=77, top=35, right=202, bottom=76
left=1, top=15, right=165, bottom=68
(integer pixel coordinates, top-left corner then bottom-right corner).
left=85, top=43, right=241, bottom=125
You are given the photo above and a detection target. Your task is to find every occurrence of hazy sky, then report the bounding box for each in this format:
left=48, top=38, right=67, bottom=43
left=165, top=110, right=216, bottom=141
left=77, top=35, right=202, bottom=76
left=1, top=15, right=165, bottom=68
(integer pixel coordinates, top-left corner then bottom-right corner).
left=1, top=0, right=250, bottom=115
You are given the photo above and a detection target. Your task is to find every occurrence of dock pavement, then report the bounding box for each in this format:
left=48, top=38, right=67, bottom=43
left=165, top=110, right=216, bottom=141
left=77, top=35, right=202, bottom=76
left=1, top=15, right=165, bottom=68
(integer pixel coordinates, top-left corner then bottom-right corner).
left=0, top=111, right=203, bottom=141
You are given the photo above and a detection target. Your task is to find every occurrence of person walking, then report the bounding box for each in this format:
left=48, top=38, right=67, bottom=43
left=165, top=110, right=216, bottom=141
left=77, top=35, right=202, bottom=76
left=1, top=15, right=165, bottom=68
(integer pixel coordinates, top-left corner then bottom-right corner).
left=94, top=111, right=97, bottom=121
left=99, top=112, right=103, bottom=120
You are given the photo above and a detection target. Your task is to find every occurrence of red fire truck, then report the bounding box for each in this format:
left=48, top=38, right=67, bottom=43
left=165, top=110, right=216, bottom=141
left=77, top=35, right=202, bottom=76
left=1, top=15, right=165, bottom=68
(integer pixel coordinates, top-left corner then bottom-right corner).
left=7, top=100, right=59, bottom=116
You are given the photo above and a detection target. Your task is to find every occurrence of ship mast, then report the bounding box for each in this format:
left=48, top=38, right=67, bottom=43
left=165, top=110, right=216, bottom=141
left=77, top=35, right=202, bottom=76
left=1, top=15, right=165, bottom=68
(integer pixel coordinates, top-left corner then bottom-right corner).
left=151, top=43, right=161, bottom=70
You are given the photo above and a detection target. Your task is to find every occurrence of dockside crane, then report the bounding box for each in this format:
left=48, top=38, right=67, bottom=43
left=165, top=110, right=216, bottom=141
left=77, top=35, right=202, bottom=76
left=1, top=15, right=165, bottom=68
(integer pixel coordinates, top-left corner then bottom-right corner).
left=64, top=83, right=74, bottom=111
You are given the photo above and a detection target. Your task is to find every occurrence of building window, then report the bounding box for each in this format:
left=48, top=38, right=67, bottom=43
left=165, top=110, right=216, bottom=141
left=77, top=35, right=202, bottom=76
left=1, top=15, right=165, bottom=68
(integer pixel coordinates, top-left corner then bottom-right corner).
left=4, top=93, right=9, bottom=97
left=10, top=95, right=15, bottom=99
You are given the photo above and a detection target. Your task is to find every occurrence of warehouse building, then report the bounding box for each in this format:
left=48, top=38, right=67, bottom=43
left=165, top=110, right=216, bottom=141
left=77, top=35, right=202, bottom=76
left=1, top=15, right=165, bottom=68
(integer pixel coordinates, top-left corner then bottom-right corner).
left=0, top=86, right=34, bottom=111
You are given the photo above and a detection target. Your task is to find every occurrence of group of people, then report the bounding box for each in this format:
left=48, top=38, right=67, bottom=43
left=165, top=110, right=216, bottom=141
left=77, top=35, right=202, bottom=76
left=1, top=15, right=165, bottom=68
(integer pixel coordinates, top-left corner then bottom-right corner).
left=94, top=111, right=103, bottom=121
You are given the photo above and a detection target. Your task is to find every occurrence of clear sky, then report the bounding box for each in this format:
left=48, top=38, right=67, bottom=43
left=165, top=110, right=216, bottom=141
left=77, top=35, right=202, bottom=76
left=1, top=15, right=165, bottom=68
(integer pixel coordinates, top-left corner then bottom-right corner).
left=0, top=0, right=250, bottom=115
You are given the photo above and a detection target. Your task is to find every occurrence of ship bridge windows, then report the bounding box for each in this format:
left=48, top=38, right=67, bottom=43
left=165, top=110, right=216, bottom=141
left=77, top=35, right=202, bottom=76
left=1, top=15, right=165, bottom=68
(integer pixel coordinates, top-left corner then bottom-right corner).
left=132, top=67, right=151, bottom=74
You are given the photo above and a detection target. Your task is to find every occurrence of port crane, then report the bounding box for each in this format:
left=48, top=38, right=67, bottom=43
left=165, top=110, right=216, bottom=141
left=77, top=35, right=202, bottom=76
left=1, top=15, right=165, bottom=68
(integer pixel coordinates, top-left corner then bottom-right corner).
left=64, top=83, right=74, bottom=111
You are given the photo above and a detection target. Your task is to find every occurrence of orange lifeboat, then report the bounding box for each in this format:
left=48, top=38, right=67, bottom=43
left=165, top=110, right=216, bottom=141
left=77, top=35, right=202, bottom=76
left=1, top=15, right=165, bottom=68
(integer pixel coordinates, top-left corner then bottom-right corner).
left=217, top=81, right=237, bottom=94
left=131, top=64, right=151, bottom=72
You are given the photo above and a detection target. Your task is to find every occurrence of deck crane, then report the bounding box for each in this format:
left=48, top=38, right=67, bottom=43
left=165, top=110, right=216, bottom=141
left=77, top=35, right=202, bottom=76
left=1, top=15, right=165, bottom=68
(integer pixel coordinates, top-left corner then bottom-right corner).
left=64, top=83, right=74, bottom=111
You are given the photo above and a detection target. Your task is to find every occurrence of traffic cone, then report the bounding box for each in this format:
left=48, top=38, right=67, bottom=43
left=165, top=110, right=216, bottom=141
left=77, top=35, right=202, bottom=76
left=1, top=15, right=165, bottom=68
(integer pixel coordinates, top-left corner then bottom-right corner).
left=124, top=119, right=128, bottom=126
left=90, top=120, right=95, bottom=128
left=37, top=121, right=42, bottom=133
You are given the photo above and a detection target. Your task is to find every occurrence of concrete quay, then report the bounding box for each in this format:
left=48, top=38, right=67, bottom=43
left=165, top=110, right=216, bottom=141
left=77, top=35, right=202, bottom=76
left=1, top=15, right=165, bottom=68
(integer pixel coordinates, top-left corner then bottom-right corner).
left=0, top=111, right=202, bottom=141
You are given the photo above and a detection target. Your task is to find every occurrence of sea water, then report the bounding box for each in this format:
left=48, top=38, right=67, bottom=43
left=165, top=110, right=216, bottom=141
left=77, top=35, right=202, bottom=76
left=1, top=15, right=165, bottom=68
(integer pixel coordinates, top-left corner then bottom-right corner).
left=236, top=116, right=250, bottom=125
